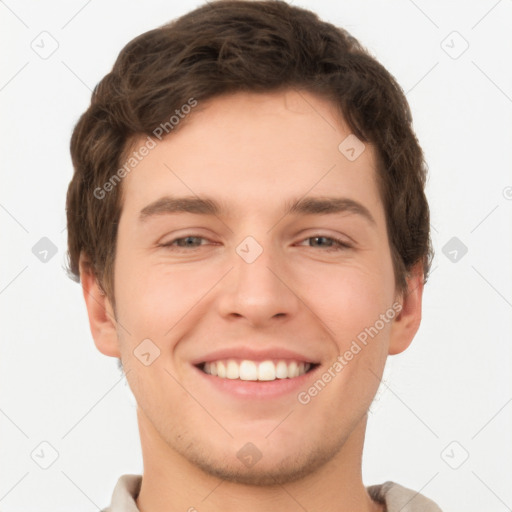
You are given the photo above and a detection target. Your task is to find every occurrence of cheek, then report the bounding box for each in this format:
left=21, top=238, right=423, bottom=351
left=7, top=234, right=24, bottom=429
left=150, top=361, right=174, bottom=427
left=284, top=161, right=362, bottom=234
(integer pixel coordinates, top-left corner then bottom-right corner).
left=114, top=258, right=217, bottom=347
left=304, top=259, right=394, bottom=334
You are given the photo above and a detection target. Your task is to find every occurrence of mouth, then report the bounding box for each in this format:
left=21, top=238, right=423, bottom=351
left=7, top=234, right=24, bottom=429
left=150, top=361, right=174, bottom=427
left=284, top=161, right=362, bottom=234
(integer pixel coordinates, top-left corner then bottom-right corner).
left=191, top=347, right=322, bottom=399
left=196, top=359, right=319, bottom=381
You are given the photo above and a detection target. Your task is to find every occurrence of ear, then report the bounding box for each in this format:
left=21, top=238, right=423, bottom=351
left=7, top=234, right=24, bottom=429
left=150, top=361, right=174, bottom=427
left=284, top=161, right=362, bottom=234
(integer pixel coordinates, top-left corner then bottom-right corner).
left=388, top=262, right=425, bottom=356
left=79, top=254, right=121, bottom=358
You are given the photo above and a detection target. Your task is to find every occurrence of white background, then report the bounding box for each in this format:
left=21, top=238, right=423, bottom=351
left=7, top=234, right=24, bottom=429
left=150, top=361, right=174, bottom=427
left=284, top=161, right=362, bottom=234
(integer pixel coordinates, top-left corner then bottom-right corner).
left=1, top=1, right=511, bottom=511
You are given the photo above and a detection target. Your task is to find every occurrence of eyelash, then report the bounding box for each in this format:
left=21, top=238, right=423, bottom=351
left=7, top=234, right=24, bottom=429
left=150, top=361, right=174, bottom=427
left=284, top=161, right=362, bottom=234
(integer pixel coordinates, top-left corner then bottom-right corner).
left=158, top=235, right=353, bottom=252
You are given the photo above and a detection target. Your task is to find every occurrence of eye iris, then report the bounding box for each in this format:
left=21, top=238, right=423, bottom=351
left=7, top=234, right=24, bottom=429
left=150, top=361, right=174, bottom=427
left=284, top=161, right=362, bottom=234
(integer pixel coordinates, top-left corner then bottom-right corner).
left=177, top=236, right=201, bottom=247
left=312, top=236, right=332, bottom=247
left=166, top=235, right=346, bottom=250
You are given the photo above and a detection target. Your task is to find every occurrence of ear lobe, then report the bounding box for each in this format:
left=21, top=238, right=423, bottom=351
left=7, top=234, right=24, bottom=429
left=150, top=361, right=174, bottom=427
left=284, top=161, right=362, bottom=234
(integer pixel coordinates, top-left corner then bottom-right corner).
left=79, top=254, right=121, bottom=358
left=388, top=262, right=425, bottom=356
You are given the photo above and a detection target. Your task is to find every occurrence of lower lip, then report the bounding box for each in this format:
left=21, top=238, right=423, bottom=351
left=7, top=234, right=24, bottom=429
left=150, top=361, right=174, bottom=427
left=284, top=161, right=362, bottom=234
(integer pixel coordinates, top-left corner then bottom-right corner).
left=192, top=364, right=320, bottom=399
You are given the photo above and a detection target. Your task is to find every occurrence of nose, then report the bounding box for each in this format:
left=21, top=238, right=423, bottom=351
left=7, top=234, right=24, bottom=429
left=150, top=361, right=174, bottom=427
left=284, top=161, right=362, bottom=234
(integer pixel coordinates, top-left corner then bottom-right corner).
left=215, top=237, right=301, bottom=328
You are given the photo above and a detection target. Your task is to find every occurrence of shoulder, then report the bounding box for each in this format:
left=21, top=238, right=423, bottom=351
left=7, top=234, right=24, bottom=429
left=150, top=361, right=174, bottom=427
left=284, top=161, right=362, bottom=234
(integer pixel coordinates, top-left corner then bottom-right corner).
left=367, top=481, right=443, bottom=511
left=101, top=474, right=142, bottom=512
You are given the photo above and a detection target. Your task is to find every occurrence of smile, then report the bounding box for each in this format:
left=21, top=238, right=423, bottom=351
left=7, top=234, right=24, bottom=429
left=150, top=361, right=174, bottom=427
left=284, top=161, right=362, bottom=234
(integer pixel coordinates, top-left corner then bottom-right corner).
left=200, top=359, right=315, bottom=381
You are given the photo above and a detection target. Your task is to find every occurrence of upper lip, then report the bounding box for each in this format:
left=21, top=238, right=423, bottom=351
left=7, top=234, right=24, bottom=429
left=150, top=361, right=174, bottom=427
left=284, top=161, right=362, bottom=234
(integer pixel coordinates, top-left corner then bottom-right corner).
left=191, top=347, right=321, bottom=365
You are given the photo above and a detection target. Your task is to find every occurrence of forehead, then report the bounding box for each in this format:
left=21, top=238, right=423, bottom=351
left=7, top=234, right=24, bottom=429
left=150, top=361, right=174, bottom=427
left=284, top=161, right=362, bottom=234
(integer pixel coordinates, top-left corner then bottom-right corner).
left=119, top=89, right=383, bottom=224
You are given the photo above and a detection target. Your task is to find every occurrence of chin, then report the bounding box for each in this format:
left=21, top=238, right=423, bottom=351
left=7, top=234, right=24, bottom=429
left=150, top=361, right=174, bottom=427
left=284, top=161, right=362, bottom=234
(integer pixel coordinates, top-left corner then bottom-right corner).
left=179, top=435, right=343, bottom=487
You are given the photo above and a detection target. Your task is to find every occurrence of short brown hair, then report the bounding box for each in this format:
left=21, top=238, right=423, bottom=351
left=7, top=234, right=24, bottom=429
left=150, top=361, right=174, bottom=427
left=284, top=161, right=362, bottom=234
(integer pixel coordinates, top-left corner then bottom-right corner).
left=66, top=0, right=433, bottom=307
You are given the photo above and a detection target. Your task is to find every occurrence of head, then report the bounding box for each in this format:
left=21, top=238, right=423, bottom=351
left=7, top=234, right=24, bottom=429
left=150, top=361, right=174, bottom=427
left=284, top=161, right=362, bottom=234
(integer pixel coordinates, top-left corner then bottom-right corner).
left=66, top=0, right=433, bottom=486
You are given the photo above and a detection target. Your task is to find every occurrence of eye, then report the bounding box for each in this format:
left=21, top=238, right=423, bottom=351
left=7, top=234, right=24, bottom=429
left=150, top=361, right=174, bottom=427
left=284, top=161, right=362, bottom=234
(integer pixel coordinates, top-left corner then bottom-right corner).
left=158, top=235, right=211, bottom=250
left=158, top=234, right=353, bottom=252
left=298, top=235, right=353, bottom=251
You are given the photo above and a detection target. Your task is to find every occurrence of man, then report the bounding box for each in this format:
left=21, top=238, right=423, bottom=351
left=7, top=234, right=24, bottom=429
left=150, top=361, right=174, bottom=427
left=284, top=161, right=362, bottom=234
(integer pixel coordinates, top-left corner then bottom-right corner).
left=66, top=1, right=440, bottom=510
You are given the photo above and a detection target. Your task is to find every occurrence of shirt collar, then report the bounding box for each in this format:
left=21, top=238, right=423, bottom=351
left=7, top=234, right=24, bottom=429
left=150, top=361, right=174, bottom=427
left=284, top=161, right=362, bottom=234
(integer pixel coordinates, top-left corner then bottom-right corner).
left=102, top=474, right=442, bottom=512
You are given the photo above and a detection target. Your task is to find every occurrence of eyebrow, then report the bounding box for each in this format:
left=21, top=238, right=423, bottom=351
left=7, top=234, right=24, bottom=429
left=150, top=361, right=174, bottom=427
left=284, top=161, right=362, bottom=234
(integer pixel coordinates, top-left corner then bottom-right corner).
left=139, top=195, right=376, bottom=226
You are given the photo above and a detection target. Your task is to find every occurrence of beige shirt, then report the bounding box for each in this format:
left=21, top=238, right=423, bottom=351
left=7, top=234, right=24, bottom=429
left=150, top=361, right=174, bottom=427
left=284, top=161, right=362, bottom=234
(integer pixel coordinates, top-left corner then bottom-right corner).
left=101, top=474, right=443, bottom=511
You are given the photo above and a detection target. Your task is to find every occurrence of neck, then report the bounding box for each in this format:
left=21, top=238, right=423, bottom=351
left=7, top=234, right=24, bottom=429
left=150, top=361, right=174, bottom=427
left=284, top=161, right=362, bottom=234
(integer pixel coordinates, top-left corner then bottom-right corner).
left=135, top=410, right=382, bottom=512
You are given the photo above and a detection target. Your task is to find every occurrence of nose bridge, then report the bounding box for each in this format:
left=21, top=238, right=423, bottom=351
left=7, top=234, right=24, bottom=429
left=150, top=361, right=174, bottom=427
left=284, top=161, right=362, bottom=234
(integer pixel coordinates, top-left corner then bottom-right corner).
left=236, top=234, right=279, bottom=290
left=217, top=233, right=299, bottom=324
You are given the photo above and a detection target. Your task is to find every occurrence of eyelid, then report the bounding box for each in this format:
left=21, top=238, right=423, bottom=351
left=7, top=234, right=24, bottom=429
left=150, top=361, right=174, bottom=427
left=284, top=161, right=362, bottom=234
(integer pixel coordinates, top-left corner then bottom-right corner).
left=158, top=233, right=354, bottom=251
left=295, top=235, right=353, bottom=250
left=294, top=229, right=355, bottom=246
left=158, top=234, right=213, bottom=248
left=157, top=228, right=215, bottom=245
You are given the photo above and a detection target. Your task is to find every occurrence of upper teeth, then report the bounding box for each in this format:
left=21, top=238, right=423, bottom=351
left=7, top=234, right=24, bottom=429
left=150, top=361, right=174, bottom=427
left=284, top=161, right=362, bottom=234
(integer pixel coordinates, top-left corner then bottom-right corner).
left=203, top=360, right=311, bottom=381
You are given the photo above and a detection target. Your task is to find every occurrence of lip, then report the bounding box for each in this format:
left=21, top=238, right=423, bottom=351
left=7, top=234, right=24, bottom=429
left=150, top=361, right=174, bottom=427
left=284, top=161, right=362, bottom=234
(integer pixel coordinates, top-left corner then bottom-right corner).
left=191, top=362, right=321, bottom=399
left=190, top=346, right=320, bottom=366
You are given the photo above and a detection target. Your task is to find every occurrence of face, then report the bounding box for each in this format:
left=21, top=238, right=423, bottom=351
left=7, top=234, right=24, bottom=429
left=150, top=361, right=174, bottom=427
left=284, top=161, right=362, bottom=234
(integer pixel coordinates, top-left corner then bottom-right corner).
left=85, top=89, right=422, bottom=486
